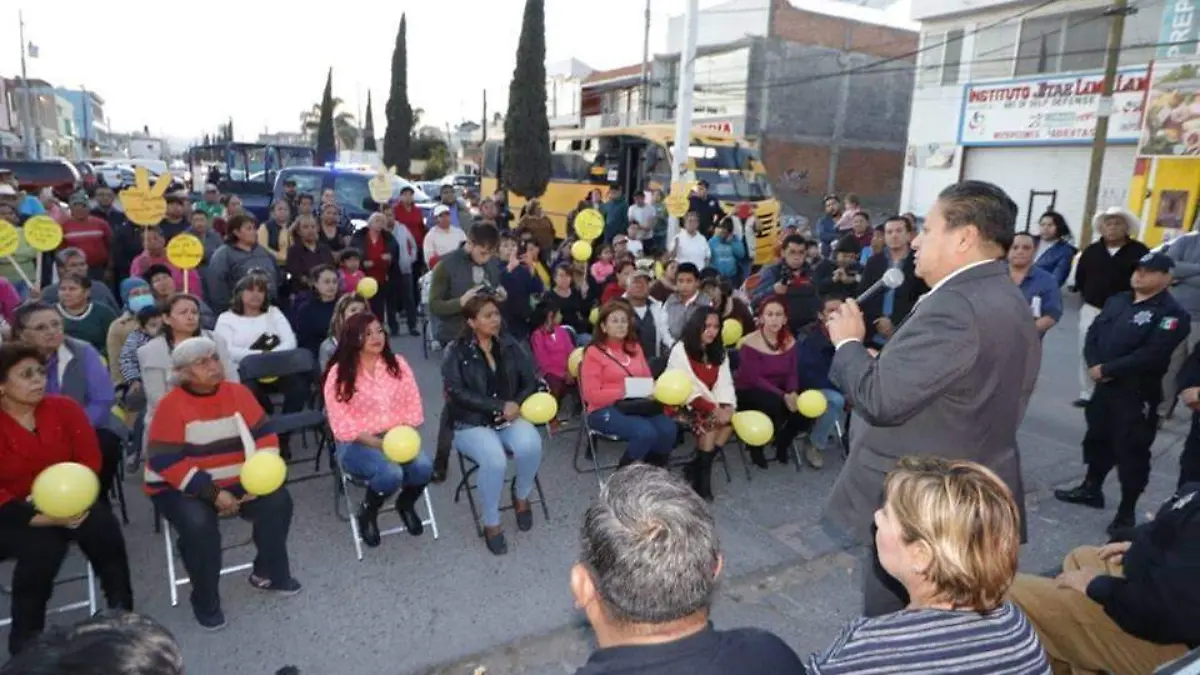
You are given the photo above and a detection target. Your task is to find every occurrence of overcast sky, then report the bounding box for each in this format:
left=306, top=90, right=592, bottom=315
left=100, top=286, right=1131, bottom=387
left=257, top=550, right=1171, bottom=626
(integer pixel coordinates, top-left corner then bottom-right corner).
left=1, top=0, right=741, bottom=143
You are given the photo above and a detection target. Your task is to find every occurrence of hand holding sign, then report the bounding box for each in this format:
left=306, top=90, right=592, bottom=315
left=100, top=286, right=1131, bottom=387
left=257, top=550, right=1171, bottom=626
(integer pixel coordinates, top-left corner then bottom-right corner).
left=368, top=166, right=396, bottom=206
left=167, top=233, right=204, bottom=294
left=574, top=209, right=604, bottom=241
left=120, top=167, right=172, bottom=226
left=665, top=186, right=690, bottom=219
left=0, top=219, right=31, bottom=288
left=24, top=215, right=63, bottom=287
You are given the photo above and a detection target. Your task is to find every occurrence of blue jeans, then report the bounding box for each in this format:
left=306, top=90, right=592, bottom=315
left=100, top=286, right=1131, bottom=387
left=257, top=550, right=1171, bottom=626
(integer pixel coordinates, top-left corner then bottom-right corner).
left=454, top=420, right=543, bottom=527
left=335, top=442, right=434, bottom=496
left=587, top=407, right=675, bottom=461
left=811, top=389, right=845, bottom=448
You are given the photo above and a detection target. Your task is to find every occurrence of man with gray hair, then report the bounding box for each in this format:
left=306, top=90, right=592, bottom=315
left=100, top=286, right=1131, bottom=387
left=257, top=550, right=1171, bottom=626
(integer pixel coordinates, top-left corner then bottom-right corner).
left=570, top=465, right=802, bottom=674
left=146, top=336, right=300, bottom=631
left=39, top=247, right=119, bottom=311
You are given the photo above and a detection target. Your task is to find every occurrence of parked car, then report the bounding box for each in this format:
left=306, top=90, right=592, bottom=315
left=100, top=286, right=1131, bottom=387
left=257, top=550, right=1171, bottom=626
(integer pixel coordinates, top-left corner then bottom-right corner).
left=95, top=164, right=136, bottom=190
left=0, top=159, right=81, bottom=200
left=272, top=166, right=435, bottom=224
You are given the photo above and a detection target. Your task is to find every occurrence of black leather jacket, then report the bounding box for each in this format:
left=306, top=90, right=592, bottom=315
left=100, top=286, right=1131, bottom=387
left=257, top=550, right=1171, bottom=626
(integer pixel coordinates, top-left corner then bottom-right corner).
left=442, top=334, right=539, bottom=428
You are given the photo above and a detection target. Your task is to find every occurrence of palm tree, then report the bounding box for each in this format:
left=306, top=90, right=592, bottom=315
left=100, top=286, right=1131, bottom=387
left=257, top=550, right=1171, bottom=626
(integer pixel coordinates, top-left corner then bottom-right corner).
left=300, top=98, right=358, bottom=150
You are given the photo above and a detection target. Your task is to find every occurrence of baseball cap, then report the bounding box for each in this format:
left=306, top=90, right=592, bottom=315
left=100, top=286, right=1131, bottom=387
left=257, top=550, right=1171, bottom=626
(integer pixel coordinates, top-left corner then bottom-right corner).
left=630, top=268, right=654, bottom=281
left=69, top=191, right=89, bottom=206
left=1137, top=251, right=1175, bottom=273
left=434, top=204, right=450, bottom=217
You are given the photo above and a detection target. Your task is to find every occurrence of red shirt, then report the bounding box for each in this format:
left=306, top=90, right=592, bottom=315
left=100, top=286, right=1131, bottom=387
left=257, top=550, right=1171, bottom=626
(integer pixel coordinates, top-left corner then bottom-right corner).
left=600, top=280, right=624, bottom=305
left=0, top=395, right=101, bottom=517
left=364, top=232, right=389, bottom=283
left=61, top=216, right=113, bottom=267
left=392, top=203, right=426, bottom=250
left=689, top=358, right=720, bottom=413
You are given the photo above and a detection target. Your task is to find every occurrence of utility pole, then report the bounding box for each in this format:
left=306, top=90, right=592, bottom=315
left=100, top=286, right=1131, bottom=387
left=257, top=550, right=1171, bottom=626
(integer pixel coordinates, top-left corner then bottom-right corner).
left=1080, top=0, right=1132, bottom=246
left=17, top=11, right=37, bottom=159
left=482, top=90, right=488, bottom=146
left=667, top=0, right=699, bottom=244
left=640, top=0, right=652, bottom=123
left=80, top=85, right=89, bottom=158
left=481, top=90, right=488, bottom=179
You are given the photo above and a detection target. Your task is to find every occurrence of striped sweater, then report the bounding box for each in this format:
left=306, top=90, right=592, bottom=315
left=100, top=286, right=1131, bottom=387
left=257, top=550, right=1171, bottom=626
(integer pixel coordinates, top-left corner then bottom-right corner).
left=144, top=381, right=279, bottom=500
left=807, top=602, right=1051, bottom=675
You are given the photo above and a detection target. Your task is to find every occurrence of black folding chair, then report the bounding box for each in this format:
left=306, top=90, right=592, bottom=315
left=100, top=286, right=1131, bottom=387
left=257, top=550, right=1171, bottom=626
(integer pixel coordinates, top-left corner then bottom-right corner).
left=453, top=451, right=550, bottom=537
left=238, top=350, right=327, bottom=472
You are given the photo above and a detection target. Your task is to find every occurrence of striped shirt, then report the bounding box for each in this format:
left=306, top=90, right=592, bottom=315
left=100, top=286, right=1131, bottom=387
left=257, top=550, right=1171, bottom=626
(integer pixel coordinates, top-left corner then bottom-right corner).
left=807, top=602, right=1051, bottom=675
left=144, top=381, right=278, bottom=499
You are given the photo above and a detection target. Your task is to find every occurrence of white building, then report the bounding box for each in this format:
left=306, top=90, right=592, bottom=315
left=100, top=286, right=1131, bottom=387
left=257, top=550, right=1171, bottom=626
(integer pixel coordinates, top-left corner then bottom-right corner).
left=546, top=58, right=593, bottom=129
left=900, top=0, right=1174, bottom=232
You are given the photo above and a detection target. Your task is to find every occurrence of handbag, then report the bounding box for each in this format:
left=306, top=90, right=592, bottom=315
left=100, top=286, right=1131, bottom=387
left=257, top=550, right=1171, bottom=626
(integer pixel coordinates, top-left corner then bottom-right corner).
left=598, top=347, right=664, bottom=417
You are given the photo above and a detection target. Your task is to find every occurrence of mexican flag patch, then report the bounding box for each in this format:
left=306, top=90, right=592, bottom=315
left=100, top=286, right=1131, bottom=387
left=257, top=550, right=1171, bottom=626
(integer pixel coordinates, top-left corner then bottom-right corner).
left=1162, top=317, right=1180, bottom=330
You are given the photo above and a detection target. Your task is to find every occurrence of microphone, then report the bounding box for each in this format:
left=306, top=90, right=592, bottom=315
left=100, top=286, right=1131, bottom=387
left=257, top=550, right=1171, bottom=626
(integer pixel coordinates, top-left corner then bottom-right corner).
left=855, top=268, right=905, bottom=304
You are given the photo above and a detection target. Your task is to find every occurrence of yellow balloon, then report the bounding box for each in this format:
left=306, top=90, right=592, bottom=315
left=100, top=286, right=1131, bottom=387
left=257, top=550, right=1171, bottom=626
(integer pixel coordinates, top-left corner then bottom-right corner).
left=111, top=405, right=127, bottom=426
left=382, top=426, right=422, bottom=464
left=574, top=209, right=604, bottom=241
left=732, top=410, right=775, bottom=446
left=240, top=451, right=287, bottom=496
left=521, top=392, right=559, bottom=425
left=797, top=389, right=829, bottom=418
left=721, top=319, right=743, bottom=347
left=357, top=277, right=379, bottom=299
left=654, top=370, right=691, bottom=406
left=568, top=347, right=585, bottom=377
left=654, top=261, right=664, bottom=279
left=589, top=307, right=600, bottom=325
left=31, top=462, right=100, bottom=519
left=571, top=240, right=593, bottom=262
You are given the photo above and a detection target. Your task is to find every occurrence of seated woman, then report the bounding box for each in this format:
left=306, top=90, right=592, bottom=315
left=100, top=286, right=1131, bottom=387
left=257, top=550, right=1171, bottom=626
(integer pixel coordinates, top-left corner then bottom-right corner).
left=137, top=294, right=238, bottom=441
left=319, top=294, right=369, bottom=372
left=105, top=278, right=153, bottom=383
left=579, top=302, right=675, bottom=468
left=442, top=295, right=544, bottom=556
left=12, top=303, right=121, bottom=499
left=146, top=337, right=301, bottom=631
left=528, top=300, right=577, bottom=426
left=323, top=313, right=432, bottom=546
left=735, top=297, right=807, bottom=469
left=666, top=307, right=736, bottom=502
left=807, top=457, right=1051, bottom=674
left=214, top=274, right=305, bottom=419
left=0, top=342, right=133, bottom=656
left=55, top=274, right=119, bottom=354
left=143, top=264, right=217, bottom=330
left=295, top=265, right=340, bottom=359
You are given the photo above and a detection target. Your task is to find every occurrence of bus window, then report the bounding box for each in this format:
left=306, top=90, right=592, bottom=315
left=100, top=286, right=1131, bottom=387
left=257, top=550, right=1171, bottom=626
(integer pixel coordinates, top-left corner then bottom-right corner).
left=551, top=152, right=592, bottom=182
left=483, top=141, right=501, bottom=179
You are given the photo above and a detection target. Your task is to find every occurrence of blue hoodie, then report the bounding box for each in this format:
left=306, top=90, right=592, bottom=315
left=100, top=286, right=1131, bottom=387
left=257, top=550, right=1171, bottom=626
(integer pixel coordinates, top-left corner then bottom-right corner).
left=709, top=233, right=746, bottom=278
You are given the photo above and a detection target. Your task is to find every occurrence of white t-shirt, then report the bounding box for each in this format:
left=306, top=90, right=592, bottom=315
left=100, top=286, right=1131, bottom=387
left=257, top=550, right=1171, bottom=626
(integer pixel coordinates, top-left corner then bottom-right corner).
left=214, top=306, right=298, bottom=365
left=673, top=230, right=711, bottom=269
left=424, top=226, right=467, bottom=263
left=628, top=204, right=658, bottom=238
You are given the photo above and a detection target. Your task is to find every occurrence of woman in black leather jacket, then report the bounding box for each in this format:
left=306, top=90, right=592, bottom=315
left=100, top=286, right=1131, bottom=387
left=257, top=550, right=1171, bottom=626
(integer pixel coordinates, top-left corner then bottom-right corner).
left=442, top=294, right=544, bottom=555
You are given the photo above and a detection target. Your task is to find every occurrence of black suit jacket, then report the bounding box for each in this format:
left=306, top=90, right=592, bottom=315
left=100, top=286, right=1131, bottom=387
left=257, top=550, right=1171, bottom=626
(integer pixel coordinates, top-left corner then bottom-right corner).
left=857, top=250, right=926, bottom=341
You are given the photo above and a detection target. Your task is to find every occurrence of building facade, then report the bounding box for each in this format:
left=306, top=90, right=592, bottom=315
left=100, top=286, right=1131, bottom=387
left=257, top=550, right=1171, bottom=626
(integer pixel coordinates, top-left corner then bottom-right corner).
left=547, top=59, right=593, bottom=129
left=54, top=88, right=109, bottom=156
left=900, top=0, right=1172, bottom=234
left=657, top=0, right=919, bottom=217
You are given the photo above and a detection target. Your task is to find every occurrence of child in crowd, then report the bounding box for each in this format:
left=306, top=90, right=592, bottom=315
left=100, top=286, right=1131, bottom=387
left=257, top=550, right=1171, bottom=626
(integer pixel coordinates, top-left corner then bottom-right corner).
left=119, top=305, right=164, bottom=388
left=795, top=290, right=848, bottom=466
left=625, top=226, right=645, bottom=258
left=591, top=243, right=615, bottom=285
left=708, top=219, right=747, bottom=286
left=338, top=248, right=365, bottom=295
left=529, top=301, right=577, bottom=429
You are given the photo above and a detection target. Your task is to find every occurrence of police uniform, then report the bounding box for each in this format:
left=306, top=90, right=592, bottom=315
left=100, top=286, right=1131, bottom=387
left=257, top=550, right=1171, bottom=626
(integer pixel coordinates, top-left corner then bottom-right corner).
left=1057, top=252, right=1191, bottom=533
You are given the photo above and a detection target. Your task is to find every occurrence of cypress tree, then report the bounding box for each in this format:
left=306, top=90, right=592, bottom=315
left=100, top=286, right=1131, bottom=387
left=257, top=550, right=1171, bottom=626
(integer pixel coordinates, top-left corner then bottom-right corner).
left=503, top=0, right=551, bottom=198
left=363, top=91, right=377, bottom=152
left=383, top=15, right=413, bottom=173
left=316, top=69, right=337, bottom=166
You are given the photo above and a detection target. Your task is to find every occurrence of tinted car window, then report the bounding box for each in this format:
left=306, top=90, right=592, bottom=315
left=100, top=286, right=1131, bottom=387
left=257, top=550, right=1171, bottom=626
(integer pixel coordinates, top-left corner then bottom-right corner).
left=333, top=174, right=372, bottom=211
left=285, top=171, right=324, bottom=197
left=0, top=161, right=77, bottom=183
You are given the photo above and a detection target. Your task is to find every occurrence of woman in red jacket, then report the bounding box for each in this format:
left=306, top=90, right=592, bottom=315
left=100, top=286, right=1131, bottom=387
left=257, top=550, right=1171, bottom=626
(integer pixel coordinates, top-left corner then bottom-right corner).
left=0, top=342, right=133, bottom=656
left=579, top=301, right=676, bottom=467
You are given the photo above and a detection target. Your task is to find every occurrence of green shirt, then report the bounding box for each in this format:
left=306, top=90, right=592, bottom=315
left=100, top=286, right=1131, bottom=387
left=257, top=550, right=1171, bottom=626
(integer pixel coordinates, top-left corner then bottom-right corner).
left=61, top=302, right=119, bottom=354
left=194, top=202, right=226, bottom=221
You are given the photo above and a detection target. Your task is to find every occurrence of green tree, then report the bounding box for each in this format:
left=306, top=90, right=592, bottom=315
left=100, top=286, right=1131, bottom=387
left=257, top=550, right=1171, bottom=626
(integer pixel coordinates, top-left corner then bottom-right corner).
left=363, top=90, right=377, bottom=152
left=315, top=69, right=337, bottom=165
left=383, top=14, right=413, bottom=173
left=425, top=143, right=450, bottom=179
left=502, top=0, right=550, bottom=198
left=300, top=97, right=357, bottom=151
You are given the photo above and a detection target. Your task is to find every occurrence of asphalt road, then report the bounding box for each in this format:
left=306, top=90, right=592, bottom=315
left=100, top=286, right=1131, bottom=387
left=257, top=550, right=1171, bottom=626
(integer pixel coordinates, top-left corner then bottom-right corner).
left=1, top=296, right=1191, bottom=675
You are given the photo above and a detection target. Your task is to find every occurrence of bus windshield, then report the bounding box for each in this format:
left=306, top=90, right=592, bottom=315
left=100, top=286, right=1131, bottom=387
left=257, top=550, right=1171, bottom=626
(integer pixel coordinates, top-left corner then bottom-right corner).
left=672, top=142, right=774, bottom=202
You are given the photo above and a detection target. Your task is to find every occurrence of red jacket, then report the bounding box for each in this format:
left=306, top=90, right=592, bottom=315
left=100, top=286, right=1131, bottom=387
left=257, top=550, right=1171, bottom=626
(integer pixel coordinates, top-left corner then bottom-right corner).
left=393, top=203, right=426, bottom=252
left=579, top=340, right=653, bottom=412
left=61, top=215, right=113, bottom=267
left=0, top=395, right=101, bottom=526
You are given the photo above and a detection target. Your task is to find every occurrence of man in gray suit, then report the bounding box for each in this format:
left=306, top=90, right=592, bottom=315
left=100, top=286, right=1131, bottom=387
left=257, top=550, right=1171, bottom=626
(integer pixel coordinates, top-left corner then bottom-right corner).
left=825, top=180, right=1042, bottom=616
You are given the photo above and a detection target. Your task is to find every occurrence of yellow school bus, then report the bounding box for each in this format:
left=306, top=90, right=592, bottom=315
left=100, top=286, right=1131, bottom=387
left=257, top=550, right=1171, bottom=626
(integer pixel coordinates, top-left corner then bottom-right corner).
left=480, top=125, right=782, bottom=265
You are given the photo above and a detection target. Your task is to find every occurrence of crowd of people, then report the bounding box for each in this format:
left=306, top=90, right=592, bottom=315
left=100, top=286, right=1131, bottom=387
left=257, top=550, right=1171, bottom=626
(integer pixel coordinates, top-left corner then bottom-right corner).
left=0, top=163, right=1198, bottom=674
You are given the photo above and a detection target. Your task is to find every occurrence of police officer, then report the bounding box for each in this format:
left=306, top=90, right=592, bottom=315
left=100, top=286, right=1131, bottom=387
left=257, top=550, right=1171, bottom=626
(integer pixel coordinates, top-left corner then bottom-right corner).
left=1056, top=252, right=1190, bottom=534
left=1171, top=346, right=1200, bottom=489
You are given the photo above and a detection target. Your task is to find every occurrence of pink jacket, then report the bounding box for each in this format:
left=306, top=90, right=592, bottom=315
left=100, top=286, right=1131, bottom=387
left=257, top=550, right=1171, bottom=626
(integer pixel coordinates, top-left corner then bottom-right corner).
left=579, top=340, right=653, bottom=413
left=529, top=325, right=573, bottom=379
left=323, top=357, right=424, bottom=442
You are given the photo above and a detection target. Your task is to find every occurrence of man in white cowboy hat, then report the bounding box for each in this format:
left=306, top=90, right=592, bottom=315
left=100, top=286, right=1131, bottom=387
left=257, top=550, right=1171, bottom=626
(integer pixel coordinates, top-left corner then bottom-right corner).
left=1072, top=206, right=1149, bottom=407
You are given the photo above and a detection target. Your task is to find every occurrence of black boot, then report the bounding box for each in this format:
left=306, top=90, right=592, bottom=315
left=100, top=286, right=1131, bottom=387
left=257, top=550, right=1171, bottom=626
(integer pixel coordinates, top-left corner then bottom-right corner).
left=684, top=451, right=715, bottom=502
left=748, top=446, right=769, bottom=469
left=395, top=486, right=426, bottom=536
left=356, top=490, right=387, bottom=547
left=1108, top=490, right=1141, bottom=536
left=644, top=452, right=670, bottom=468
left=1054, top=479, right=1105, bottom=509
left=774, top=442, right=791, bottom=465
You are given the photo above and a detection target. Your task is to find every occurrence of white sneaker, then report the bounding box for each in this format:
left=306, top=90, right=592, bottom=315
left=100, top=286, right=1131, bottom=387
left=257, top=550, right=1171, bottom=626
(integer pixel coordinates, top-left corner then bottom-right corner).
left=804, top=443, right=824, bottom=469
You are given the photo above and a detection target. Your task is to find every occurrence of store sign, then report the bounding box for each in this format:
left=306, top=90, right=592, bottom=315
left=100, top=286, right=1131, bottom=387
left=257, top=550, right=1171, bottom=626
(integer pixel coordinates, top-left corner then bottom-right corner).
left=1137, top=59, right=1200, bottom=157
left=1159, top=0, right=1198, bottom=59
left=958, top=68, right=1149, bottom=146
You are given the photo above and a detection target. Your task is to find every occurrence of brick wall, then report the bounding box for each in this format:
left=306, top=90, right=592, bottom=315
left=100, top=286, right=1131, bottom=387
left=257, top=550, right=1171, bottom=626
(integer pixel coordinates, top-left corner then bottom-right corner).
left=764, top=138, right=904, bottom=219
left=769, top=0, right=918, bottom=60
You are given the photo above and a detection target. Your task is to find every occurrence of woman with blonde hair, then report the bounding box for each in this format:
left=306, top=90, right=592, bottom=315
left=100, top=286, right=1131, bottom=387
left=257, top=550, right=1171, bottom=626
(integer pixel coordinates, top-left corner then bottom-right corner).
left=807, top=457, right=1051, bottom=674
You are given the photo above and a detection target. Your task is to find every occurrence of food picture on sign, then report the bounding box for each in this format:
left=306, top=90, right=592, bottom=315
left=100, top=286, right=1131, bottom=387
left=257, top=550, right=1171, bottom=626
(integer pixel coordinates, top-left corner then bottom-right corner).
left=1156, top=190, right=1190, bottom=230
left=1138, top=62, right=1200, bottom=156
